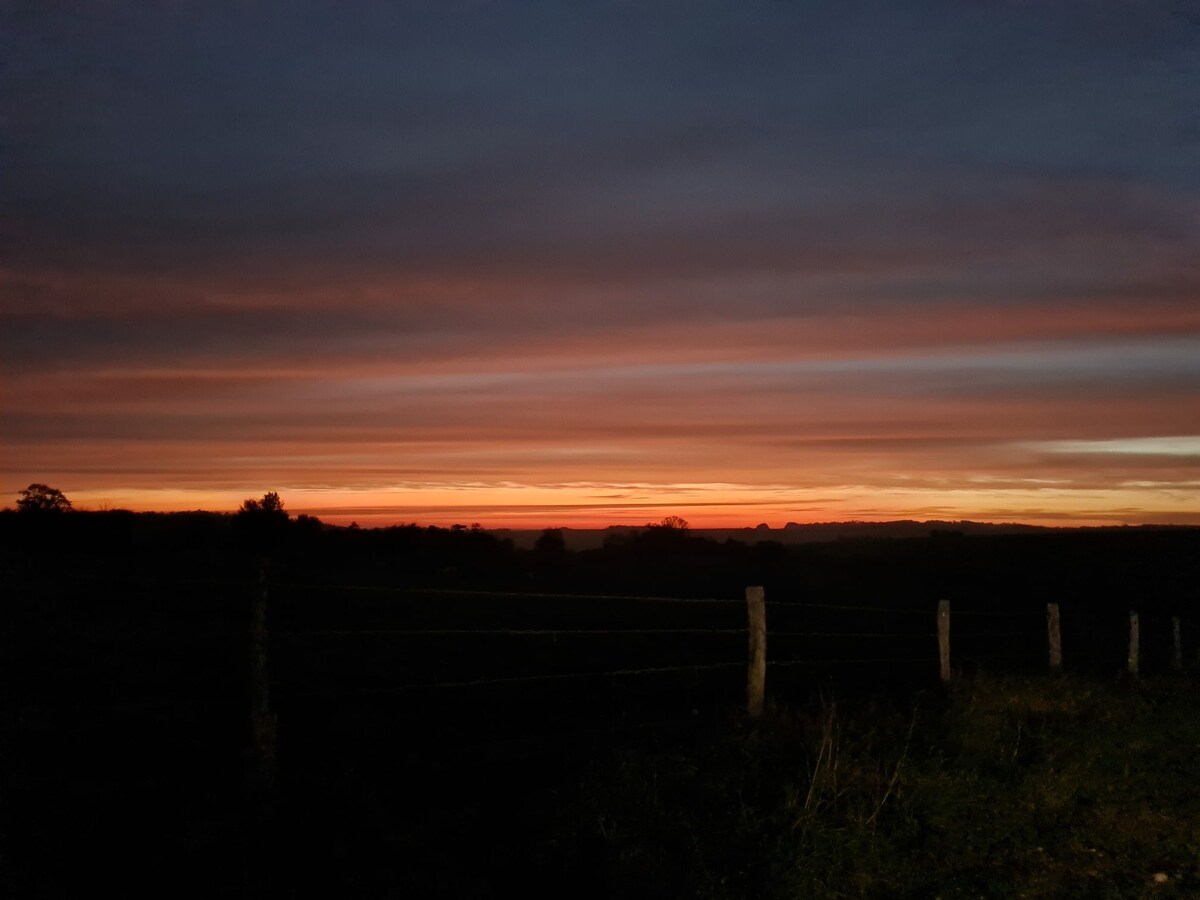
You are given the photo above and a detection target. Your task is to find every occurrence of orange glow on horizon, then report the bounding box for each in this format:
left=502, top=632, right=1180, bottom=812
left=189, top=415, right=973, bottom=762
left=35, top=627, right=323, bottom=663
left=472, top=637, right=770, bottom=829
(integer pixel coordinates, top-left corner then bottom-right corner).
left=46, top=478, right=1200, bottom=531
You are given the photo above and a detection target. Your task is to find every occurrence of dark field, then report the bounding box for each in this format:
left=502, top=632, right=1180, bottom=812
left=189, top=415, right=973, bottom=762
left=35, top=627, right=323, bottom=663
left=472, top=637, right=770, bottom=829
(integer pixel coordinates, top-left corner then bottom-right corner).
left=1, top=512, right=1197, bottom=897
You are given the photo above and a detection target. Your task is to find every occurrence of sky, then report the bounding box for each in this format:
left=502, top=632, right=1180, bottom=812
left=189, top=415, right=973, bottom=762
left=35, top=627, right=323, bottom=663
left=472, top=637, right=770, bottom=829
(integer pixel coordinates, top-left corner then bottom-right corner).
left=3, top=1, right=1199, bottom=528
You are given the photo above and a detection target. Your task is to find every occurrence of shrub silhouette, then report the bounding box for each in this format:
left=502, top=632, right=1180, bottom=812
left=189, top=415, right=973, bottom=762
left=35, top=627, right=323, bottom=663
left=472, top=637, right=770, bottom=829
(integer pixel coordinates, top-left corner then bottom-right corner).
left=656, top=515, right=689, bottom=531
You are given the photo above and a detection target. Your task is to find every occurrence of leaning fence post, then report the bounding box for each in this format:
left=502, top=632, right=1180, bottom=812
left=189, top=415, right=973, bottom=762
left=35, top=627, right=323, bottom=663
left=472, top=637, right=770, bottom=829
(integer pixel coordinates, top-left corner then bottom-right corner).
left=1047, top=603, right=1063, bottom=672
left=746, top=586, right=766, bottom=718
left=937, top=600, right=951, bottom=684
left=250, top=558, right=277, bottom=789
left=1171, top=616, right=1183, bottom=672
left=1127, top=611, right=1140, bottom=679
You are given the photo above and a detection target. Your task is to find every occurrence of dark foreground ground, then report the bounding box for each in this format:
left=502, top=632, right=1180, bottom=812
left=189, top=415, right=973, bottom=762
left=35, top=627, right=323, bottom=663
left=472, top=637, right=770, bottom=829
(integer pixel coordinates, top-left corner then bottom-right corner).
left=2, top=514, right=1197, bottom=896
left=4, top=672, right=1200, bottom=899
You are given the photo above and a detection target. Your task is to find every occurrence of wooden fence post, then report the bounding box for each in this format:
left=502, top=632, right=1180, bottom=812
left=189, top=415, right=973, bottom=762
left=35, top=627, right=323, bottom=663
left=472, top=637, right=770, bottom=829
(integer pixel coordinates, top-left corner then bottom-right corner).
left=1127, top=611, right=1139, bottom=679
left=1047, top=603, right=1062, bottom=672
left=250, top=559, right=277, bottom=789
left=746, top=586, right=766, bottom=718
left=937, top=600, right=951, bottom=684
left=1171, top=617, right=1183, bottom=672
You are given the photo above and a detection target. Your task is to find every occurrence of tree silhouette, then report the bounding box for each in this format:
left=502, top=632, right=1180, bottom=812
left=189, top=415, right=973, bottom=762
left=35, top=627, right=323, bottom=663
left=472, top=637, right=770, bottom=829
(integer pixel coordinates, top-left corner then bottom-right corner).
left=239, top=491, right=285, bottom=517
left=534, top=528, right=567, bottom=556
left=235, top=491, right=289, bottom=552
left=16, top=483, right=73, bottom=513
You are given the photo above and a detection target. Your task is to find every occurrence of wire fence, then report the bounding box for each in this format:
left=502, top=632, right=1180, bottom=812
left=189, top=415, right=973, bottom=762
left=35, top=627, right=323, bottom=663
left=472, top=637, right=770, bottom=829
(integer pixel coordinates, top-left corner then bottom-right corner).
left=251, top=583, right=1185, bottom=692
left=5, top=573, right=1194, bottom=778
left=7, top=579, right=1184, bottom=677
left=242, top=581, right=1052, bottom=704
left=6, top=560, right=1196, bottom=802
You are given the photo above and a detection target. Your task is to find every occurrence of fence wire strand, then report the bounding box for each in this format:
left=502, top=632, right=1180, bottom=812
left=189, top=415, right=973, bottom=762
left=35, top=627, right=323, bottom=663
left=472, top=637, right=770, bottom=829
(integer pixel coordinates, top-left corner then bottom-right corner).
left=765, top=601, right=931, bottom=616
left=281, top=661, right=747, bottom=696
left=270, top=581, right=740, bottom=604
left=769, top=657, right=932, bottom=667
left=953, top=631, right=1041, bottom=639
left=768, top=631, right=933, bottom=639
left=277, top=627, right=746, bottom=638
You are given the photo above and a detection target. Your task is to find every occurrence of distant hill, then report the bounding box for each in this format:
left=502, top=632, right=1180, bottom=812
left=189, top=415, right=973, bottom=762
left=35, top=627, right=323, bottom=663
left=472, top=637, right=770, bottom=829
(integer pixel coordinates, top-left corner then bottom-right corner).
left=494, top=520, right=1053, bottom=550
left=778, top=519, right=1049, bottom=541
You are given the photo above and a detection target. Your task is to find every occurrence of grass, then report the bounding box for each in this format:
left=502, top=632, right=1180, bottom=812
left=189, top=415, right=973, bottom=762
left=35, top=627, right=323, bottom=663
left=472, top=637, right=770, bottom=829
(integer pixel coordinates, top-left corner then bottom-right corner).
left=567, top=673, right=1200, bottom=899
left=6, top=663, right=1198, bottom=898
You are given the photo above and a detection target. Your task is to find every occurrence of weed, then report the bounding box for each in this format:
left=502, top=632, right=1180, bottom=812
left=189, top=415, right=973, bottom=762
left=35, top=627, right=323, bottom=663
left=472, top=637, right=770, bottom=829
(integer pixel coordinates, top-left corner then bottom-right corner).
left=573, top=673, right=1200, bottom=899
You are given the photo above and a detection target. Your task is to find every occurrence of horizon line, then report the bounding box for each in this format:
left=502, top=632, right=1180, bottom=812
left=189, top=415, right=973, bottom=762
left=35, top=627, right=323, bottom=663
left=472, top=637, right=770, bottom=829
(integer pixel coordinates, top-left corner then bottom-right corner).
left=7, top=505, right=1199, bottom=533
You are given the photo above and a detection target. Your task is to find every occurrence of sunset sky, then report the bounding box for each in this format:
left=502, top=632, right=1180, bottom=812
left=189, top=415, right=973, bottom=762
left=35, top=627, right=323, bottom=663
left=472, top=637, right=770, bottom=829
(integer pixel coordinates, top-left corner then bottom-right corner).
left=3, top=1, right=1199, bottom=528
